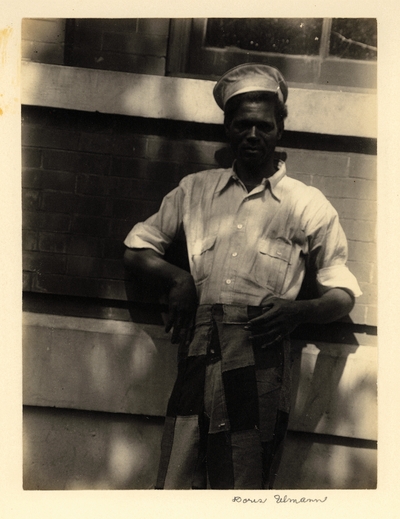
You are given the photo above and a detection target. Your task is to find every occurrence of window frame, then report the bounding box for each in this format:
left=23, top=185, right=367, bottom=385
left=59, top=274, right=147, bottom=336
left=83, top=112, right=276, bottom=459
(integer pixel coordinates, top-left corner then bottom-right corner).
left=166, top=18, right=377, bottom=91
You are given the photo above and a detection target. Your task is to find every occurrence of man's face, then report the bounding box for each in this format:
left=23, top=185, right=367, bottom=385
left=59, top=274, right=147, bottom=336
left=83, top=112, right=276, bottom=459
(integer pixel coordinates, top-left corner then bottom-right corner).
left=225, top=99, right=283, bottom=168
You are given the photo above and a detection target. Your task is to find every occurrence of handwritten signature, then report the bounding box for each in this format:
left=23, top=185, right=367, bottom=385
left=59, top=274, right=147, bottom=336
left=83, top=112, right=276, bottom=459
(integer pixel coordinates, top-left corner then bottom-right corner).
left=232, top=495, right=328, bottom=504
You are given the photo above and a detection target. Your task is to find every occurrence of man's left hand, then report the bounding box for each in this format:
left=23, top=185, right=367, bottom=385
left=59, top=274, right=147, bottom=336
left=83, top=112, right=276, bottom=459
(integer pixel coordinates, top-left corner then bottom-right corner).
left=245, top=297, right=304, bottom=347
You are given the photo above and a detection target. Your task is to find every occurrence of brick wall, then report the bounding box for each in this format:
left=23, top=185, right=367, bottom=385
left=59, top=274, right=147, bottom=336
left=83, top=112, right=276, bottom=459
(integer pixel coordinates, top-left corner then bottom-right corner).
left=22, top=18, right=170, bottom=76
left=21, top=105, right=377, bottom=326
left=21, top=19, right=66, bottom=65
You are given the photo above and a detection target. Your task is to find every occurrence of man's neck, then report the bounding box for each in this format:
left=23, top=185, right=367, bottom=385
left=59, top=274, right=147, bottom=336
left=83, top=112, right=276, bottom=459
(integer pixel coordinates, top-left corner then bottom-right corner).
left=235, top=159, right=277, bottom=190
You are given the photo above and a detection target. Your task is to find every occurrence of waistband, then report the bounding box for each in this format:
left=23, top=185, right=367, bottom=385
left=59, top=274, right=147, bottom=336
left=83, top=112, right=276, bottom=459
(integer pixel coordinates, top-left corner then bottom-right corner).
left=195, top=303, right=267, bottom=324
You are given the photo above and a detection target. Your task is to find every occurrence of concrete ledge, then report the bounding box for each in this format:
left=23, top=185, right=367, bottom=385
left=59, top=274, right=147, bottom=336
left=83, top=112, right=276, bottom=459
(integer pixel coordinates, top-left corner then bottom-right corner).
left=23, top=312, right=377, bottom=441
left=21, top=61, right=377, bottom=138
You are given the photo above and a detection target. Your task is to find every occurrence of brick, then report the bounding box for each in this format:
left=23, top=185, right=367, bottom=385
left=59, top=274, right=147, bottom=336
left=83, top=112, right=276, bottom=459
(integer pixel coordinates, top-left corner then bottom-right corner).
left=109, top=177, right=172, bottom=201
left=366, top=305, right=377, bottom=327
left=137, top=18, right=170, bottom=36
left=111, top=198, right=159, bottom=221
left=371, top=263, right=377, bottom=284
left=40, top=192, right=77, bottom=213
left=329, top=198, right=377, bottom=221
left=21, top=105, right=48, bottom=126
left=112, top=135, right=148, bottom=158
left=23, top=251, right=67, bottom=274
left=22, top=169, right=42, bottom=189
left=102, top=32, right=168, bottom=57
left=349, top=304, right=367, bottom=325
left=38, top=232, right=70, bottom=254
left=22, top=230, right=38, bottom=251
left=71, top=215, right=111, bottom=237
left=22, top=126, right=80, bottom=151
left=23, top=271, right=32, bottom=292
left=129, top=55, right=165, bottom=76
left=22, top=18, right=65, bottom=44
left=76, top=195, right=111, bottom=217
left=348, top=240, right=376, bottom=262
left=69, top=276, right=101, bottom=298
left=101, top=259, right=125, bottom=280
left=98, top=278, right=127, bottom=300
left=74, top=19, right=138, bottom=32
left=40, top=170, right=76, bottom=192
left=32, top=273, right=72, bottom=295
left=349, top=153, right=377, bottom=180
left=23, top=211, right=71, bottom=232
left=22, top=189, right=40, bottom=212
left=286, top=171, right=312, bottom=186
left=103, top=239, right=126, bottom=260
left=287, top=149, right=350, bottom=177
left=70, top=27, right=103, bottom=50
left=110, top=219, right=138, bottom=241
left=21, top=41, right=65, bottom=65
left=111, top=157, right=148, bottom=178
left=46, top=108, right=113, bottom=135
left=312, top=176, right=376, bottom=201
left=43, top=150, right=78, bottom=172
left=357, top=282, right=377, bottom=305
left=346, top=261, right=374, bottom=284
left=68, top=235, right=104, bottom=257
left=22, top=148, right=42, bottom=168
left=177, top=162, right=214, bottom=178
left=67, top=256, right=103, bottom=278
left=147, top=137, right=220, bottom=165
left=78, top=133, right=115, bottom=154
left=76, top=174, right=109, bottom=196
left=146, top=161, right=182, bottom=183
left=77, top=153, right=111, bottom=175
left=340, top=219, right=376, bottom=243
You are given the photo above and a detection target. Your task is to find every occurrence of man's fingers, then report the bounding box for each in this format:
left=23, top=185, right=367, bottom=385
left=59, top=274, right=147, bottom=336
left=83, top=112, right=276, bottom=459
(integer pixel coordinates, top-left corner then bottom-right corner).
left=165, top=305, right=177, bottom=333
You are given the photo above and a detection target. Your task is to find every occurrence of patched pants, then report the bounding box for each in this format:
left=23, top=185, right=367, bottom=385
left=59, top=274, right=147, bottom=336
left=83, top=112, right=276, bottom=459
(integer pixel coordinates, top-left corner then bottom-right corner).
left=155, top=304, right=291, bottom=490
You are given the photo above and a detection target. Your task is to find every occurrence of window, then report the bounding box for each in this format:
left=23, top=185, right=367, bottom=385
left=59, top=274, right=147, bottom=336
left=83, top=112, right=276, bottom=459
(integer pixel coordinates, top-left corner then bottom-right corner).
left=167, top=18, right=377, bottom=90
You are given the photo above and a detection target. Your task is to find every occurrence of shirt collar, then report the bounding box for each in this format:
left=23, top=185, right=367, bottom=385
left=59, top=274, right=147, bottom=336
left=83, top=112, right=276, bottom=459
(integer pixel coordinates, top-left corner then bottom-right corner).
left=268, top=160, right=286, bottom=201
left=215, top=160, right=287, bottom=201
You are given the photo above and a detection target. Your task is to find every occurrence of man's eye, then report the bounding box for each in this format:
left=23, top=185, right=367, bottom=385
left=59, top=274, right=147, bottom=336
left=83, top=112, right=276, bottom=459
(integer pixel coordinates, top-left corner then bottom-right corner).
left=234, top=123, right=249, bottom=131
left=257, top=124, right=273, bottom=132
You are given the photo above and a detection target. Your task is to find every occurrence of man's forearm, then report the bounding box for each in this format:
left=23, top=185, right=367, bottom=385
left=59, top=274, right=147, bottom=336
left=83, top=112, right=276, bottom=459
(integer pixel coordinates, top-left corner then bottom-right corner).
left=293, top=288, right=355, bottom=325
left=124, top=247, right=192, bottom=290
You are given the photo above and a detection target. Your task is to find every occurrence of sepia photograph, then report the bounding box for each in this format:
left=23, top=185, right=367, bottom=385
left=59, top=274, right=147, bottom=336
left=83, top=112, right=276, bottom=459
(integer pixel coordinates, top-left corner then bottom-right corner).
left=19, top=16, right=378, bottom=492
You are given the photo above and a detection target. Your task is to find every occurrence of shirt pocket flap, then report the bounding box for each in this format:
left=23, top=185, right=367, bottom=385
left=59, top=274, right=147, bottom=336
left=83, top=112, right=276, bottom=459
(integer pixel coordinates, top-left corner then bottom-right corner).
left=192, top=235, right=217, bottom=256
left=259, top=237, right=292, bottom=264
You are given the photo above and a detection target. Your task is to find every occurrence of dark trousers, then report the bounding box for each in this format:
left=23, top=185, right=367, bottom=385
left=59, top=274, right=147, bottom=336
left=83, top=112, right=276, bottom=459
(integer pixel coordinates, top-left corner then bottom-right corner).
left=156, top=304, right=291, bottom=489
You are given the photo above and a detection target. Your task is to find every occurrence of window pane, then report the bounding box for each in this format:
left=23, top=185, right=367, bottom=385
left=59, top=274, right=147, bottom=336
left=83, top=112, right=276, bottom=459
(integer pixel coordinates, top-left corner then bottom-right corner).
left=330, top=19, right=377, bottom=61
left=205, top=18, right=323, bottom=56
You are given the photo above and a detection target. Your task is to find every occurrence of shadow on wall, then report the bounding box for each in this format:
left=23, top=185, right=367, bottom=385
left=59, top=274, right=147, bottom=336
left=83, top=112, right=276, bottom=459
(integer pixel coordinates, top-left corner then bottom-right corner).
left=275, top=336, right=377, bottom=489
left=23, top=407, right=164, bottom=490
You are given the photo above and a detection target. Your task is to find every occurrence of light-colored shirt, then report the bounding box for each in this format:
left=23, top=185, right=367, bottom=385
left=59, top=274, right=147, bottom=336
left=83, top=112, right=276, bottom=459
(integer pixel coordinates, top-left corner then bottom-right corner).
left=124, top=162, right=361, bottom=306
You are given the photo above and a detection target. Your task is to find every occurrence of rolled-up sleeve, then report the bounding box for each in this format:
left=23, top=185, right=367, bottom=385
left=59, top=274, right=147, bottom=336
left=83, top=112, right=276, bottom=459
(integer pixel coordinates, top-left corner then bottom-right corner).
left=306, top=195, right=362, bottom=298
left=124, top=185, right=184, bottom=255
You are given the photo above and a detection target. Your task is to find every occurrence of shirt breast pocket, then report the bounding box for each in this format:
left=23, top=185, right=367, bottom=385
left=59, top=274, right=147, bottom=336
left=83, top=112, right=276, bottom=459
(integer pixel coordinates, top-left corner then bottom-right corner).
left=255, top=237, right=293, bottom=295
left=191, top=235, right=217, bottom=285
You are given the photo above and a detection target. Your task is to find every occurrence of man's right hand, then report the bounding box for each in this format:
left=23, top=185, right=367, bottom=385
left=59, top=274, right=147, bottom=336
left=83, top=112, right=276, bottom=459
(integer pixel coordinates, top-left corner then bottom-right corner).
left=165, top=273, right=198, bottom=345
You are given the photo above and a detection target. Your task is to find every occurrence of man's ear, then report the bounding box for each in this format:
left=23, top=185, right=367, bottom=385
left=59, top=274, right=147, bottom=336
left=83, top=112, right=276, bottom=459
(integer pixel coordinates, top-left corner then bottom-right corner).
left=224, top=119, right=230, bottom=137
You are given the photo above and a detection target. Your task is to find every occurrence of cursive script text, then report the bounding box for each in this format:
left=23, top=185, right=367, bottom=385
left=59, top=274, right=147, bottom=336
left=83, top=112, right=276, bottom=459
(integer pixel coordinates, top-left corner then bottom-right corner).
left=232, top=496, right=267, bottom=504
left=274, top=494, right=328, bottom=504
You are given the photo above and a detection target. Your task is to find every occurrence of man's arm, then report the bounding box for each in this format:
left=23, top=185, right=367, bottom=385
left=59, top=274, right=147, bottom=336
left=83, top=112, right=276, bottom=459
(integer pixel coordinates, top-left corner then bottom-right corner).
left=246, top=288, right=354, bottom=346
left=124, top=248, right=198, bottom=344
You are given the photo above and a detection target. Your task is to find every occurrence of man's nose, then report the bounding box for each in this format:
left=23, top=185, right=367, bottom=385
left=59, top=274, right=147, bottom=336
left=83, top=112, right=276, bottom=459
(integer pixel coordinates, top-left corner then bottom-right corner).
left=249, top=126, right=258, bottom=138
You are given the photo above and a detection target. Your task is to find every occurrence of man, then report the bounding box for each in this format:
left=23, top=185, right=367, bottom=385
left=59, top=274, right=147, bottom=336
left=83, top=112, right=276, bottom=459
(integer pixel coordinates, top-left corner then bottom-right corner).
left=123, top=63, right=361, bottom=489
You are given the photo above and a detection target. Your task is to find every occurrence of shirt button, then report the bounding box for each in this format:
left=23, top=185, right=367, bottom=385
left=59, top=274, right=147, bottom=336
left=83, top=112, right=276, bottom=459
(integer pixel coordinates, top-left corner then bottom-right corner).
left=232, top=252, right=238, bottom=257
left=226, top=279, right=232, bottom=285
left=237, top=224, right=243, bottom=229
